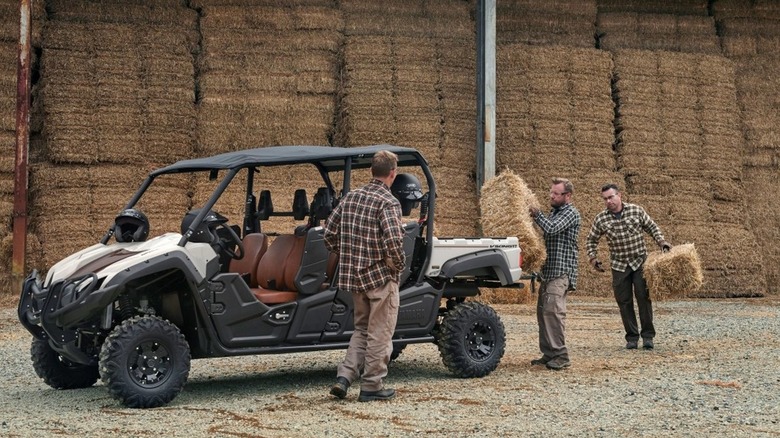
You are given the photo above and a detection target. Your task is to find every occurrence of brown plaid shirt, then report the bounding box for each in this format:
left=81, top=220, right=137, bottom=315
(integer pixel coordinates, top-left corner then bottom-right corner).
left=585, top=203, right=666, bottom=272
left=323, top=179, right=405, bottom=293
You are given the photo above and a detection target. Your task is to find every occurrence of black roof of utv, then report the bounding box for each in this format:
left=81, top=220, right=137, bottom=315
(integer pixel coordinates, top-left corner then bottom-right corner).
left=151, top=145, right=426, bottom=176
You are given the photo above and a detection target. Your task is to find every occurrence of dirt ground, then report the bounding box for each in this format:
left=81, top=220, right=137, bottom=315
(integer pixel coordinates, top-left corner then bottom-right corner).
left=1, top=295, right=778, bottom=437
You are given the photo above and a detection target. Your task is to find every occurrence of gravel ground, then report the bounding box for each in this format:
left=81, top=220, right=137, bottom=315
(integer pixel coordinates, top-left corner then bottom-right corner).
left=0, top=296, right=778, bottom=437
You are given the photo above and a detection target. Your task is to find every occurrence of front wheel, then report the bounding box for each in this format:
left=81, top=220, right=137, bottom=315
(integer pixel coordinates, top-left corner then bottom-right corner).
left=99, top=315, right=190, bottom=408
left=31, top=338, right=99, bottom=389
left=437, top=301, right=505, bottom=378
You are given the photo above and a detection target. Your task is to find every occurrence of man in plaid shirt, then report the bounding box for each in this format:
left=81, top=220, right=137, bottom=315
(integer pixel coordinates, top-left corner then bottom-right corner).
left=324, top=150, right=405, bottom=402
left=586, top=183, right=671, bottom=350
left=529, top=177, right=581, bottom=371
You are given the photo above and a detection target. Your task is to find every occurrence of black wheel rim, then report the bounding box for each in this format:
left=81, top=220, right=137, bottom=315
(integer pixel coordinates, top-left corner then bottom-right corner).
left=128, top=341, right=172, bottom=387
left=465, top=320, right=495, bottom=361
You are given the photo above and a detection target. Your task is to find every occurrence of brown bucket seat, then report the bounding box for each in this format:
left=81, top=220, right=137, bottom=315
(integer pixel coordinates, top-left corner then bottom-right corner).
left=251, top=234, right=306, bottom=304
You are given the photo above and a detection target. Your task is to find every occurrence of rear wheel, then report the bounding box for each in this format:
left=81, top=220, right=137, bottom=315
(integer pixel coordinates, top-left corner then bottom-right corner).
left=437, top=301, right=505, bottom=378
left=99, top=315, right=190, bottom=408
left=31, top=338, right=99, bottom=389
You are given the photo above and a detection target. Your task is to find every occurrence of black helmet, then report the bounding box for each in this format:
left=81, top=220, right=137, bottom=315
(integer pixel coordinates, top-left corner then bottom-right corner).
left=391, top=173, right=424, bottom=201
left=180, top=208, right=228, bottom=243
left=114, top=208, right=150, bottom=243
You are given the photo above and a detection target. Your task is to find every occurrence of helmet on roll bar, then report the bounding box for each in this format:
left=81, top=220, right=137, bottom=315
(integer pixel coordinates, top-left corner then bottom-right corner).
left=114, top=208, right=150, bottom=242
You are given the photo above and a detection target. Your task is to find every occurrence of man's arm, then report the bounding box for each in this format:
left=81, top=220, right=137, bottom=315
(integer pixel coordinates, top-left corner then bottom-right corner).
left=380, top=202, right=405, bottom=272
left=532, top=208, right=578, bottom=236
left=584, top=219, right=602, bottom=259
left=323, top=203, right=342, bottom=254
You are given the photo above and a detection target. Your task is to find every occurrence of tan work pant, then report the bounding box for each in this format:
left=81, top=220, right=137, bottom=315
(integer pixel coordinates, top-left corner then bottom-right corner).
left=536, top=275, right=569, bottom=361
left=337, top=281, right=400, bottom=391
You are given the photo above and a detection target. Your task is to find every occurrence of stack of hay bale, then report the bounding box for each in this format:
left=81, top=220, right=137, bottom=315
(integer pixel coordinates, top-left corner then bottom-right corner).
left=497, top=0, right=597, bottom=48
left=713, top=1, right=780, bottom=293
left=713, top=0, right=780, bottom=57
left=195, top=0, right=341, bottom=235
left=338, top=0, right=478, bottom=237
left=611, top=50, right=766, bottom=297
left=32, top=0, right=197, bottom=268
left=196, top=1, right=340, bottom=152
left=496, top=44, right=618, bottom=295
left=597, top=0, right=709, bottom=15
left=597, top=12, right=719, bottom=54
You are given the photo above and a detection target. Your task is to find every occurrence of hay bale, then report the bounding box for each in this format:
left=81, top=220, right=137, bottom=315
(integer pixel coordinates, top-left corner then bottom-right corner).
left=479, top=170, right=546, bottom=273
left=643, top=243, right=703, bottom=300
left=474, top=283, right=532, bottom=305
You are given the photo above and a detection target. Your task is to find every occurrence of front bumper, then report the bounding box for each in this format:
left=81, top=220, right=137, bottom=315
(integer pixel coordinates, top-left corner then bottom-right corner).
left=18, top=270, right=119, bottom=338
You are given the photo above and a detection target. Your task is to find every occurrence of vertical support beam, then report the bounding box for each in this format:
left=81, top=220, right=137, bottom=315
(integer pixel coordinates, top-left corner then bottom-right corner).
left=13, top=0, right=32, bottom=289
left=475, top=0, right=485, bottom=195
left=475, top=0, right=496, bottom=195
left=484, top=0, right=496, bottom=186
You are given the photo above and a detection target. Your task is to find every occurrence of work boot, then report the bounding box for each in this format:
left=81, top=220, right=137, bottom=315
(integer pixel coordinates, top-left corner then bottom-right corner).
left=626, top=340, right=638, bottom=349
left=545, top=358, right=571, bottom=371
left=530, top=356, right=551, bottom=366
left=642, top=338, right=654, bottom=350
left=329, top=376, right=350, bottom=399
left=358, top=388, right=396, bottom=402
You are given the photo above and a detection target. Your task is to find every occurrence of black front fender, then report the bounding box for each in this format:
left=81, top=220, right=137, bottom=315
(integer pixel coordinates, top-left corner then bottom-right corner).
left=18, top=271, right=46, bottom=340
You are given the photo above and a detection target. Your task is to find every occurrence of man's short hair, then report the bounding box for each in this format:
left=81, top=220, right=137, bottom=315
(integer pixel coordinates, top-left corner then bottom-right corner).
left=552, top=177, right=574, bottom=194
left=600, top=183, right=620, bottom=193
left=372, top=150, right=398, bottom=178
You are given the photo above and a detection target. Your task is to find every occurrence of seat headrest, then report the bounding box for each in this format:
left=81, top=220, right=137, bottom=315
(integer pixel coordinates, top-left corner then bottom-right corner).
left=310, top=187, right=333, bottom=222
left=257, top=190, right=273, bottom=220
left=292, top=189, right=309, bottom=221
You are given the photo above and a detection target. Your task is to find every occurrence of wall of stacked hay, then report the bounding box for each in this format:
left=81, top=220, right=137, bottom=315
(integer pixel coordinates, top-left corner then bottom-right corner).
left=0, top=0, right=779, bottom=298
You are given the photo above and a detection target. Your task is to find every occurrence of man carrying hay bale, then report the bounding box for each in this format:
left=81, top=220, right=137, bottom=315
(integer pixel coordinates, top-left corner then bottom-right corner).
left=528, top=178, right=581, bottom=371
left=585, top=184, right=671, bottom=351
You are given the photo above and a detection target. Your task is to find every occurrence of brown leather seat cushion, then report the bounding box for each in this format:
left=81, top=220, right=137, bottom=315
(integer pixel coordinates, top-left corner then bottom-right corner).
left=251, top=234, right=306, bottom=305
left=252, top=288, right=298, bottom=305
left=256, top=234, right=296, bottom=290
left=228, top=233, right=268, bottom=288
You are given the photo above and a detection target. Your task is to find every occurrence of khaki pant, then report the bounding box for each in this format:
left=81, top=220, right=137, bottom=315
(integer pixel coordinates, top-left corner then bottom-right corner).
left=536, top=276, right=569, bottom=361
left=337, top=281, right=399, bottom=391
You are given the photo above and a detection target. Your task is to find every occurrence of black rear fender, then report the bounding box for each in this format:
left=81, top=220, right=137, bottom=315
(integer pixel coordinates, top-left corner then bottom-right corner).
left=438, top=250, right=514, bottom=285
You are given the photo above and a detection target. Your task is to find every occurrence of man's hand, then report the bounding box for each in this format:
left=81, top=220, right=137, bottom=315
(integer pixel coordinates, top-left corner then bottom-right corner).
left=385, top=256, right=402, bottom=271
left=528, top=207, right=540, bottom=218
left=590, top=257, right=605, bottom=272
left=660, top=241, right=672, bottom=253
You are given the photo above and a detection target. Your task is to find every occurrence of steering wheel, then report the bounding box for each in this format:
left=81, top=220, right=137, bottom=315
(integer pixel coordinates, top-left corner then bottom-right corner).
left=216, top=223, right=245, bottom=260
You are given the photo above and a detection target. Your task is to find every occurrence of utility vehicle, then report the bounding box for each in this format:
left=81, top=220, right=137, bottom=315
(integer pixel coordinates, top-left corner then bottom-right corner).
left=18, top=145, right=523, bottom=408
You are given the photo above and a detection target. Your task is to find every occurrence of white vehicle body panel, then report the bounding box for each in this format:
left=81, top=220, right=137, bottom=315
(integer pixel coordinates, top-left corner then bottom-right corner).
left=425, top=236, right=522, bottom=282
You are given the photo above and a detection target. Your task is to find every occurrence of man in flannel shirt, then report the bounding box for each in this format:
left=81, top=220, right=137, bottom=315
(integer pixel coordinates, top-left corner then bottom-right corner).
left=529, top=177, right=581, bottom=371
left=585, top=183, right=671, bottom=350
left=324, top=150, right=405, bottom=402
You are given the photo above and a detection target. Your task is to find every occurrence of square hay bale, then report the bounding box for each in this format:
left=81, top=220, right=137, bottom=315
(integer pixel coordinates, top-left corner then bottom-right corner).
left=479, top=170, right=546, bottom=273
left=643, top=243, right=703, bottom=300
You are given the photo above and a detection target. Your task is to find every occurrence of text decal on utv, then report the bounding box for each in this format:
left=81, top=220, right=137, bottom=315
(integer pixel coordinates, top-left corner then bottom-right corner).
left=18, top=145, right=523, bottom=408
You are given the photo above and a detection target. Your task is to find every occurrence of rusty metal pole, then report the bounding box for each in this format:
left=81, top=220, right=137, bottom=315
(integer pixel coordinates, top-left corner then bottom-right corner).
left=12, top=0, right=32, bottom=291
